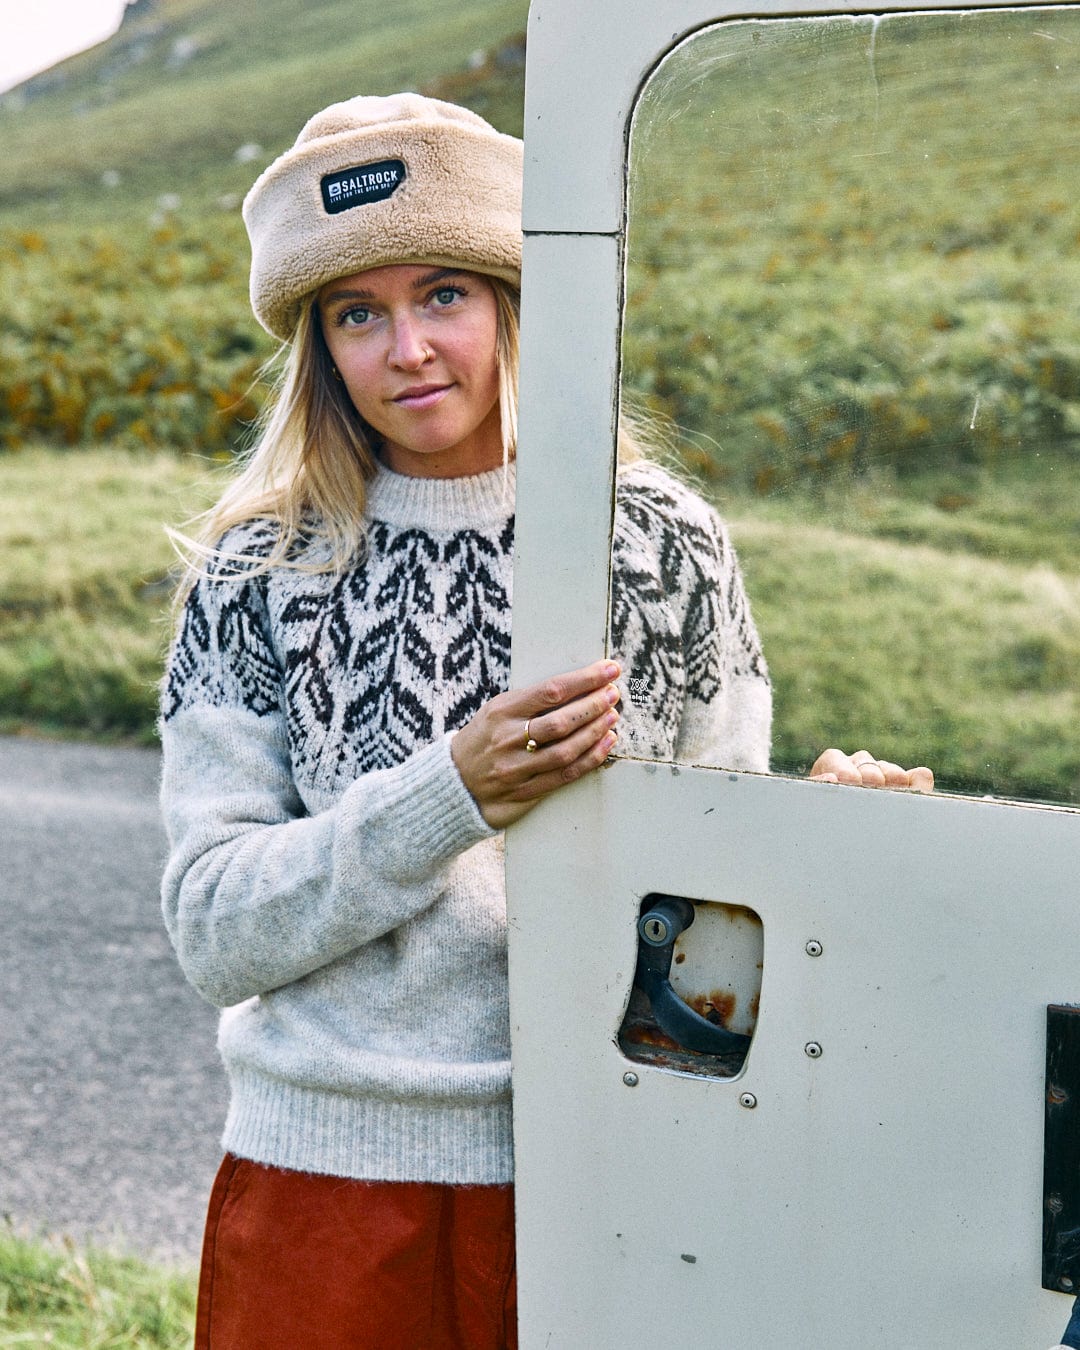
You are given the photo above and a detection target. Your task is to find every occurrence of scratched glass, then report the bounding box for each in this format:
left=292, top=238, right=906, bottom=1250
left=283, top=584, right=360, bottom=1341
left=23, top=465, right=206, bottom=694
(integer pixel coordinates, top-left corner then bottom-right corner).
left=617, top=9, right=1080, bottom=805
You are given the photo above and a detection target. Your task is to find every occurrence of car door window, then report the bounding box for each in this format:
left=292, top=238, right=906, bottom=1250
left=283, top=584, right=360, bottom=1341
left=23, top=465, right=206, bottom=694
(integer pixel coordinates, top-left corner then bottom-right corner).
left=618, top=8, right=1080, bottom=805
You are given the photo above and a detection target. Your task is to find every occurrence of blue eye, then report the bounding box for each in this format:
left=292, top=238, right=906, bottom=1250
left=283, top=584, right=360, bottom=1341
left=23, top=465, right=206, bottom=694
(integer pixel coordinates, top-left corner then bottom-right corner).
left=339, top=305, right=372, bottom=327
left=432, top=286, right=464, bottom=307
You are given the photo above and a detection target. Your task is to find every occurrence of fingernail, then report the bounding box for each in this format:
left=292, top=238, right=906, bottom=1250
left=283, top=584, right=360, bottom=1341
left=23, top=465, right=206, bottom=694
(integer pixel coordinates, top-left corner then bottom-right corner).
left=604, top=708, right=618, bottom=728
left=605, top=684, right=620, bottom=705
left=603, top=661, right=620, bottom=679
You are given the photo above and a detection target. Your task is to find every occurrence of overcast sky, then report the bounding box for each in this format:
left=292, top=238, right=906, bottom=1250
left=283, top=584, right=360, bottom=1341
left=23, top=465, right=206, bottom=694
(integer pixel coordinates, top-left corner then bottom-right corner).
left=0, top=0, right=127, bottom=93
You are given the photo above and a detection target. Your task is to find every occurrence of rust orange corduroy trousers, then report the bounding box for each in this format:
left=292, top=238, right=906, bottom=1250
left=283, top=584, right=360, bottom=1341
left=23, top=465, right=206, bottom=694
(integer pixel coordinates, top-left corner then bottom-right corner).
left=195, top=1155, right=518, bottom=1350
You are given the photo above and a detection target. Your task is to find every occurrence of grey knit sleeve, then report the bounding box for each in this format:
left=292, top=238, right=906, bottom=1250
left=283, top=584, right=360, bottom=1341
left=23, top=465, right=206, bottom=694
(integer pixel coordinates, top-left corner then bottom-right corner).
left=159, top=552, right=494, bottom=1009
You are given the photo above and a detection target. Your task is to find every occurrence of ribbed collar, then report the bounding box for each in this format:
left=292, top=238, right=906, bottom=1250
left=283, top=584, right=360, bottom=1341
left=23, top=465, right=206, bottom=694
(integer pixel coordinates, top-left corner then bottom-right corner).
left=366, top=461, right=517, bottom=532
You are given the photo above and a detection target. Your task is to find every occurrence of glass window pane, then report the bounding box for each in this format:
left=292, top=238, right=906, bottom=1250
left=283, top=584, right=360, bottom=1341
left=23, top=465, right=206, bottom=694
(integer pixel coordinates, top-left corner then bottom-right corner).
left=618, top=8, right=1080, bottom=805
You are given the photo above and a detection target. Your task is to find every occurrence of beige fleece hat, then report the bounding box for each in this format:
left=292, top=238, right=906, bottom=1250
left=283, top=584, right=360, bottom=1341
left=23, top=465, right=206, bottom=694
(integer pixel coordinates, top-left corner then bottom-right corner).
left=243, top=92, right=523, bottom=340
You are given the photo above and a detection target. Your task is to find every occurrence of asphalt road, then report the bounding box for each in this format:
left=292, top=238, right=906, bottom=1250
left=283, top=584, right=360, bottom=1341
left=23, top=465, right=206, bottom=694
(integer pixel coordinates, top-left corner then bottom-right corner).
left=0, top=736, right=226, bottom=1262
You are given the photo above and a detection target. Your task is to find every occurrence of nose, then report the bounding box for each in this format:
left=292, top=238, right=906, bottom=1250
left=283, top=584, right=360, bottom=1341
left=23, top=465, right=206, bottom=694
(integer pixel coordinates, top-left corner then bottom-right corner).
left=388, top=315, right=432, bottom=371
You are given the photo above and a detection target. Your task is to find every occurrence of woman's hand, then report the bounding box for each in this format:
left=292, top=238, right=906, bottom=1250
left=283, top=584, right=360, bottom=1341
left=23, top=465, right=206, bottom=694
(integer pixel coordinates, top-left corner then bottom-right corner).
left=451, top=660, right=622, bottom=829
left=809, top=748, right=934, bottom=793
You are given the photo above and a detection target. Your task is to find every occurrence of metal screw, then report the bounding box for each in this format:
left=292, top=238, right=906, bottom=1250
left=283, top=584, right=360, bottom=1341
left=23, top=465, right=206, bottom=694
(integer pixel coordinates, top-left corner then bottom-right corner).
left=805, top=939, right=823, bottom=957
left=623, top=1071, right=639, bottom=1087
left=739, top=1092, right=758, bottom=1109
left=804, top=1042, right=823, bottom=1059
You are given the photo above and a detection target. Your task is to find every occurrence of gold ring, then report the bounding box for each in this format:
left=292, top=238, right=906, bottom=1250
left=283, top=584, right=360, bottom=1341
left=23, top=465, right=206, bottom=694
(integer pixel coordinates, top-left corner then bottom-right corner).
left=524, top=720, right=539, bottom=753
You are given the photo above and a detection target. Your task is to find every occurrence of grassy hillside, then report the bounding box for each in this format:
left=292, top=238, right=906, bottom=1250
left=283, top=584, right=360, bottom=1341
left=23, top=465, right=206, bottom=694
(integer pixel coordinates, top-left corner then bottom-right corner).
left=623, top=9, right=1080, bottom=492
left=0, top=0, right=529, bottom=452
left=729, top=457, right=1080, bottom=801
left=0, top=0, right=528, bottom=221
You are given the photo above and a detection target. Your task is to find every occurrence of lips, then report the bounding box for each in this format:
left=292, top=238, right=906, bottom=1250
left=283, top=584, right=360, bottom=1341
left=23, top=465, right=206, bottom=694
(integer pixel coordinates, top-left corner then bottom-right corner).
left=392, top=383, right=452, bottom=411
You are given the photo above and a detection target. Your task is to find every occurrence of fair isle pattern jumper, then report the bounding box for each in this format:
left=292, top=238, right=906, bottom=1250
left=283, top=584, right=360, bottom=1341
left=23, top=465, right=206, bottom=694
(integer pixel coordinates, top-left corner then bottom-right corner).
left=159, top=459, right=771, bottom=1185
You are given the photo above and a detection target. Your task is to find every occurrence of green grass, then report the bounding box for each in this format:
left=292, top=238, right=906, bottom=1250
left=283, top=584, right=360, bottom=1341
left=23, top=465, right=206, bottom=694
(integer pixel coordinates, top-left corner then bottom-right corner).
left=726, top=467, right=1080, bottom=801
left=0, top=218, right=269, bottom=454
left=644, top=444, right=1080, bottom=803
left=0, top=446, right=223, bottom=741
left=0, top=1228, right=195, bottom=1349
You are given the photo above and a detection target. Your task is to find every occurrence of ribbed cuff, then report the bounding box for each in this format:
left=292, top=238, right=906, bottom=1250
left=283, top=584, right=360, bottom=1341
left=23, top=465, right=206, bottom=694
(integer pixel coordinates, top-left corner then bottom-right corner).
left=337, top=733, right=496, bottom=890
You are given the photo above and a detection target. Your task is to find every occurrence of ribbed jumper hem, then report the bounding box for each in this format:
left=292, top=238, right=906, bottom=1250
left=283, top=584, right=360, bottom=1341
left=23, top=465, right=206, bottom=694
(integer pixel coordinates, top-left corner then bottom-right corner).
left=222, top=1068, right=514, bottom=1184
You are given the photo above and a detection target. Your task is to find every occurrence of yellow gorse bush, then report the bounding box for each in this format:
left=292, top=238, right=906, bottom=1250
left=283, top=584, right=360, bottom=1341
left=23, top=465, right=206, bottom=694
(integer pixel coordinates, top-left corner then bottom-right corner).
left=0, top=219, right=273, bottom=456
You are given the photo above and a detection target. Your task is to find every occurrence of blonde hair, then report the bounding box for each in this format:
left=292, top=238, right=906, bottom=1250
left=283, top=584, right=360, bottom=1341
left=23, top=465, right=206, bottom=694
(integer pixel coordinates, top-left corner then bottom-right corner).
left=171, top=275, right=521, bottom=598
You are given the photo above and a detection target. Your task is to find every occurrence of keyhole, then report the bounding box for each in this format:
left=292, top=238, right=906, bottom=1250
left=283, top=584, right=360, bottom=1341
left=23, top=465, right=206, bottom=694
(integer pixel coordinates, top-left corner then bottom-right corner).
left=643, top=917, right=669, bottom=943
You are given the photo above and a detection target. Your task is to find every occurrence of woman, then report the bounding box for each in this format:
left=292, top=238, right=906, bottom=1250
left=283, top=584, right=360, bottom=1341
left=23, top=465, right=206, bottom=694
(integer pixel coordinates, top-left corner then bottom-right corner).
left=160, top=92, right=930, bottom=1350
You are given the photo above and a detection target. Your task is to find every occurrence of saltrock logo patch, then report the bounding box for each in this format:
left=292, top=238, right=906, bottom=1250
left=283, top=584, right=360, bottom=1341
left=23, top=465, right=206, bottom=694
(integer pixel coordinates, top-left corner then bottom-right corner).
left=321, top=160, right=406, bottom=214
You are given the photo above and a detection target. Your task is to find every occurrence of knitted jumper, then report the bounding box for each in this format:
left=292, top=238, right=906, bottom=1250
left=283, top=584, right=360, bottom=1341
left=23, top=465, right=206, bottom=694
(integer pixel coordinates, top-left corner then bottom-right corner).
left=160, top=458, right=771, bottom=1184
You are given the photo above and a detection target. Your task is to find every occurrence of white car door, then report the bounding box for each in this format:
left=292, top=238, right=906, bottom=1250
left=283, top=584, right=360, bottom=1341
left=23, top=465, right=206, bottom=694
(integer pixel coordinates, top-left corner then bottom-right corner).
left=507, top=2, right=1080, bottom=1346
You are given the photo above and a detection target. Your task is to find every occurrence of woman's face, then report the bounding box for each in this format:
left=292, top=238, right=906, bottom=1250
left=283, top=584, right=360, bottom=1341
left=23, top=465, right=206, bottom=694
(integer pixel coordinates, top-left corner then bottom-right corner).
left=317, top=264, right=502, bottom=479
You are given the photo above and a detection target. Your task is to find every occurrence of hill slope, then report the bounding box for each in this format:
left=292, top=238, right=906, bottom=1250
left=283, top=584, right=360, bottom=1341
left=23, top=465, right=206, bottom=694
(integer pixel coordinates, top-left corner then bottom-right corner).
left=0, top=0, right=528, bottom=222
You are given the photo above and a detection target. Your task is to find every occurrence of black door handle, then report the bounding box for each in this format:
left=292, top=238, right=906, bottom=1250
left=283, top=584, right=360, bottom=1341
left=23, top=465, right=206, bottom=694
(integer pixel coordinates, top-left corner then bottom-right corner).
left=634, top=895, right=752, bottom=1056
